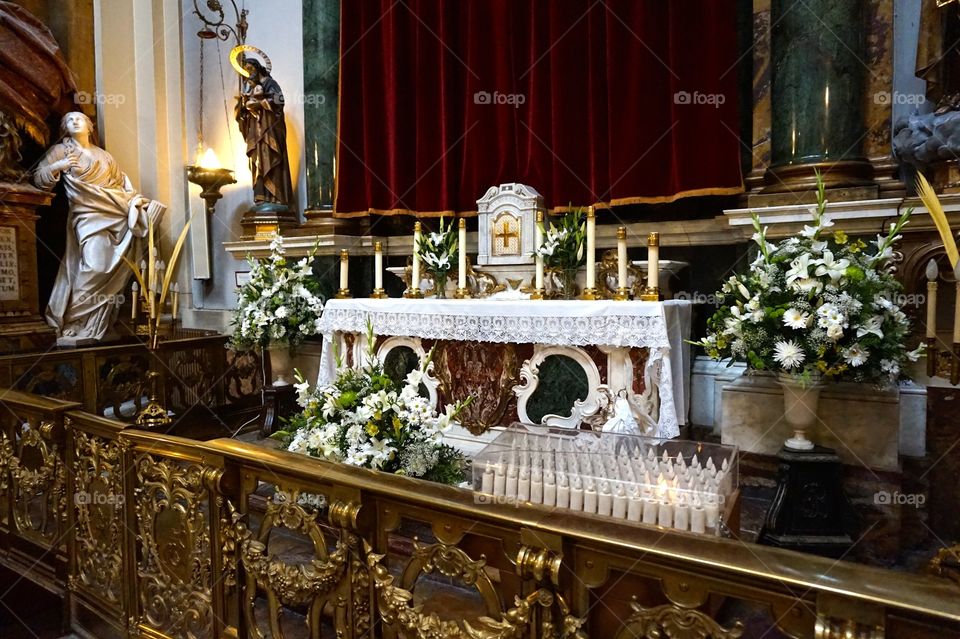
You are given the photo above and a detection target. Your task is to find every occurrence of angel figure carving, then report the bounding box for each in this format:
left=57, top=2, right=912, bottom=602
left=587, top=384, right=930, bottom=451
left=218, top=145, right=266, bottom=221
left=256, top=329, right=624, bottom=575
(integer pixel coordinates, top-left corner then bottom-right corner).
left=34, top=111, right=165, bottom=343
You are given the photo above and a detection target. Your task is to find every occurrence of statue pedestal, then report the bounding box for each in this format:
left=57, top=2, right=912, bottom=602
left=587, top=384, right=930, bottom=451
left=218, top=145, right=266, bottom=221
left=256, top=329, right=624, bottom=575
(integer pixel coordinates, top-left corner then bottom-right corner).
left=0, top=183, right=55, bottom=352
left=240, top=202, right=299, bottom=240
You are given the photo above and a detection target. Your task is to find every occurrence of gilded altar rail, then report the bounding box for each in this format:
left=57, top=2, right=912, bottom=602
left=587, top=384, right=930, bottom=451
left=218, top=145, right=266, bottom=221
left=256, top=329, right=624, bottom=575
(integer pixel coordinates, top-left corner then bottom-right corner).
left=0, top=389, right=958, bottom=639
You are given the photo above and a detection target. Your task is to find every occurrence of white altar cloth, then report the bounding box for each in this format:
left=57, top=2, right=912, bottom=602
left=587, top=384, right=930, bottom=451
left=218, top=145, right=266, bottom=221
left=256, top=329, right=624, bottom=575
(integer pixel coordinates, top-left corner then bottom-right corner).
left=317, top=299, right=692, bottom=437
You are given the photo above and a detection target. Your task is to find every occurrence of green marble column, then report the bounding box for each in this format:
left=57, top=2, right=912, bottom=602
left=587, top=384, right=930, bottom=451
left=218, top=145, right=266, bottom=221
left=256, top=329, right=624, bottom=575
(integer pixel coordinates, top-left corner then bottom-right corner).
left=303, top=0, right=339, bottom=211
left=765, top=0, right=873, bottom=191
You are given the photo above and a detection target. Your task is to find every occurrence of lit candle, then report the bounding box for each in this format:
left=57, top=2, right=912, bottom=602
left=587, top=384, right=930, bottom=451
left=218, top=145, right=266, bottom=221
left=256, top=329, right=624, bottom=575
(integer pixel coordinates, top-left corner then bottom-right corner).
left=412, top=222, right=422, bottom=294
left=617, top=226, right=628, bottom=292
left=340, top=249, right=349, bottom=291
left=585, top=206, right=596, bottom=290
left=171, top=282, right=180, bottom=321
left=374, top=242, right=383, bottom=291
left=926, top=259, right=938, bottom=339
left=131, top=281, right=139, bottom=319
left=535, top=211, right=545, bottom=291
left=458, top=218, right=467, bottom=291
left=647, top=232, right=659, bottom=290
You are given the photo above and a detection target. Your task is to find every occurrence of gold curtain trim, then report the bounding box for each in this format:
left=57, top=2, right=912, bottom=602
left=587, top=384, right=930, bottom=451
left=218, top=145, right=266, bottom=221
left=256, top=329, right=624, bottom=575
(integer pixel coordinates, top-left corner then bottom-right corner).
left=332, top=184, right=744, bottom=218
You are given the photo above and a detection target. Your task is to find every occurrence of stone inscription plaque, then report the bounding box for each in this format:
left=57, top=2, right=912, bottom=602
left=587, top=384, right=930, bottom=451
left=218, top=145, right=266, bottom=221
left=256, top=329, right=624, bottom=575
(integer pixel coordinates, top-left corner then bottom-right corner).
left=0, top=226, right=20, bottom=301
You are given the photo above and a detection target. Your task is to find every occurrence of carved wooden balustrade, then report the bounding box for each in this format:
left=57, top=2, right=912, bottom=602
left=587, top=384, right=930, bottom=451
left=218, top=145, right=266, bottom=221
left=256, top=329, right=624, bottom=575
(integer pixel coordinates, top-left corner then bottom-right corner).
left=1, top=389, right=959, bottom=639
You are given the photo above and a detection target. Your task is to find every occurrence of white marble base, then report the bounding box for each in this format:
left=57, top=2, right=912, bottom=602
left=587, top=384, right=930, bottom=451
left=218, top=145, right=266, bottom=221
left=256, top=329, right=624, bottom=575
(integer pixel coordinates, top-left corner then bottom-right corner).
left=719, top=373, right=912, bottom=471
left=690, top=356, right=746, bottom=433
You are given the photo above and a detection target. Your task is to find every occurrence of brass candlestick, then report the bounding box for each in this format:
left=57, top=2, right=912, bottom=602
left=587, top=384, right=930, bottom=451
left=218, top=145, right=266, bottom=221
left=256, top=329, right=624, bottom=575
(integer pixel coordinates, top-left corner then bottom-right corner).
left=614, top=287, right=631, bottom=301
left=336, top=288, right=352, bottom=299
left=639, top=285, right=661, bottom=301
left=126, top=218, right=192, bottom=430
left=530, top=288, right=546, bottom=300
left=579, top=288, right=599, bottom=300
left=370, top=288, right=387, bottom=299
left=454, top=287, right=472, bottom=299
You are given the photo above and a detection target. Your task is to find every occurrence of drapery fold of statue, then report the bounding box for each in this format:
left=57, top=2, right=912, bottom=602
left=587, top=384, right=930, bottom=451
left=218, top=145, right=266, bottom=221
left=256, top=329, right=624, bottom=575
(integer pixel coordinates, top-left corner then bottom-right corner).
left=34, top=112, right=165, bottom=343
left=234, top=57, right=296, bottom=213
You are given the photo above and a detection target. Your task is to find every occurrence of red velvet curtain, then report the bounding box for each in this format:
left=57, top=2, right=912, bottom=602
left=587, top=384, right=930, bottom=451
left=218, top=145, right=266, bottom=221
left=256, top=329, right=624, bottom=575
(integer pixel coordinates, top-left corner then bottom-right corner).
left=334, top=0, right=743, bottom=217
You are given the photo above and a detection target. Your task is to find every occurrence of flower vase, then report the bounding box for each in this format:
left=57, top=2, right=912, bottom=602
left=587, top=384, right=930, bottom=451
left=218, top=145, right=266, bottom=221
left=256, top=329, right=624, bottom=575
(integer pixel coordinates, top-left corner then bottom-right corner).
left=267, top=342, right=293, bottom=387
left=776, top=372, right=823, bottom=451
left=433, top=272, right=448, bottom=299
left=559, top=268, right=579, bottom=300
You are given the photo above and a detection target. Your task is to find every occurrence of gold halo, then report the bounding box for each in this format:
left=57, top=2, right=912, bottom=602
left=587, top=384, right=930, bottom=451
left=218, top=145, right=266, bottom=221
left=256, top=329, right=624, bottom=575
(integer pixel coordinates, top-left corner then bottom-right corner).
left=229, top=44, right=272, bottom=78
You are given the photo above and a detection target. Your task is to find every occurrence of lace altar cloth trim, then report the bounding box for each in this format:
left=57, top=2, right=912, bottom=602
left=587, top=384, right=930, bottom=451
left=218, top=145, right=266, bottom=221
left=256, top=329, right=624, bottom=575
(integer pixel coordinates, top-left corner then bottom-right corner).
left=318, top=299, right=673, bottom=348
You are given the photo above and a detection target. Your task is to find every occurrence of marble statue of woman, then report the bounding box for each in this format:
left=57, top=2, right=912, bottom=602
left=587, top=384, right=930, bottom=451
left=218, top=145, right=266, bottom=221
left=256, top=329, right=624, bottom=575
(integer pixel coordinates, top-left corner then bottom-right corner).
left=34, top=111, right=165, bottom=344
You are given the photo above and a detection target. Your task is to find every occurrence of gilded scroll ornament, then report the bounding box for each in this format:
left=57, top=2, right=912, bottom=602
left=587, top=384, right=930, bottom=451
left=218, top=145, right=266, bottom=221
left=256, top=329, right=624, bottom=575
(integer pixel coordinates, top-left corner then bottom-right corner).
left=814, top=617, right=883, bottom=639
left=71, top=430, right=125, bottom=604
left=928, top=544, right=960, bottom=585
left=6, top=422, right=65, bottom=541
left=134, top=454, right=214, bottom=639
left=617, top=599, right=744, bottom=639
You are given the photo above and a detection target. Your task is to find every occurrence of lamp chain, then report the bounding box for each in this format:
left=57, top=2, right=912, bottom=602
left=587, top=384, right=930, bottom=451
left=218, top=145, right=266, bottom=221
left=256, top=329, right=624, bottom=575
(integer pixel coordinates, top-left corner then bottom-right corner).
left=198, top=38, right=205, bottom=147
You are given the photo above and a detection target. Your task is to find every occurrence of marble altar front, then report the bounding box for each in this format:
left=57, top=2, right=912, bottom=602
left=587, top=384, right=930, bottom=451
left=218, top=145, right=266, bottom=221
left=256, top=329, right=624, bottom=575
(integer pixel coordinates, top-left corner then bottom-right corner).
left=316, top=298, right=692, bottom=442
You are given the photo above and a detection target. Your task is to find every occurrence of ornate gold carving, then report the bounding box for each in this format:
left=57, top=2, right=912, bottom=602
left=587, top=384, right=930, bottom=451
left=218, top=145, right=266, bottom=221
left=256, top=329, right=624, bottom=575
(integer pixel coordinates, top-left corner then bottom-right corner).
left=134, top=454, right=215, bottom=638
left=516, top=545, right=562, bottom=587
left=71, top=429, right=125, bottom=604
left=928, top=544, right=960, bottom=585
left=434, top=341, right=519, bottom=435
left=597, top=248, right=641, bottom=299
left=814, top=617, right=884, bottom=639
left=616, top=599, right=744, bottom=639
left=4, top=421, right=66, bottom=543
left=226, top=489, right=358, bottom=638
left=369, top=541, right=585, bottom=639
left=401, top=541, right=499, bottom=615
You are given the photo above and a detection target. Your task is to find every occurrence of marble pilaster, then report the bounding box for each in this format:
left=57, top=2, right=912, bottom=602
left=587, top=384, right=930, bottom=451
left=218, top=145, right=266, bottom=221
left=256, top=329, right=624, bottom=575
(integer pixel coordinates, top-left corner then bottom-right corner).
left=765, top=0, right=873, bottom=191
left=302, top=0, right=339, bottom=212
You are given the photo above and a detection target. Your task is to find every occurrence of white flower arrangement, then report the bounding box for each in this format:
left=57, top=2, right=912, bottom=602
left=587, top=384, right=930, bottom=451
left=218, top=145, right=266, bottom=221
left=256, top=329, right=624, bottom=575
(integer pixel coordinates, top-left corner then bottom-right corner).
left=694, top=174, right=922, bottom=384
left=230, top=235, right=325, bottom=348
left=274, top=323, right=471, bottom=485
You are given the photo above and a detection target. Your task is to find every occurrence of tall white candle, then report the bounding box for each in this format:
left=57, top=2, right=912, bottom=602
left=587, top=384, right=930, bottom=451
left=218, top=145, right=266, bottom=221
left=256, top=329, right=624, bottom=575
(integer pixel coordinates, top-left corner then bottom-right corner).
left=690, top=502, right=706, bottom=534
left=617, top=227, right=628, bottom=290
left=340, top=249, right=349, bottom=290
left=493, top=459, right=506, bottom=497
left=583, top=483, right=598, bottom=514
left=627, top=489, right=642, bottom=522
left=570, top=476, right=584, bottom=511
left=598, top=483, right=613, bottom=517
left=647, top=232, right=659, bottom=289
left=657, top=500, right=673, bottom=528
left=481, top=464, right=494, bottom=494
left=674, top=497, right=690, bottom=531
left=131, top=281, right=139, bottom=319
left=926, top=259, right=939, bottom=339
left=704, top=494, right=720, bottom=530
left=612, top=484, right=627, bottom=519
left=531, top=468, right=544, bottom=503
left=458, top=218, right=467, bottom=290
left=556, top=473, right=570, bottom=509
left=585, top=206, right=596, bottom=290
left=535, top=211, right=545, bottom=291
left=642, top=498, right=658, bottom=524
left=518, top=467, right=531, bottom=502
left=412, top=222, right=422, bottom=293
left=374, top=242, right=383, bottom=290
left=506, top=466, right=518, bottom=499
left=544, top=471, right=557, bottom=506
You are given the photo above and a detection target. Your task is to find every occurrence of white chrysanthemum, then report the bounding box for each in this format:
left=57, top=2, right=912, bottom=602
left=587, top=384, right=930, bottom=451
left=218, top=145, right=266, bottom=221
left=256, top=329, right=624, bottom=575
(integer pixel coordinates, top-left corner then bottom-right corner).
left=826, top=324, right=844, bottom=340
left=773, top=340, right=805, bottom=370
left=782, top=308, right=811, bottom=329
left=842, top=344, right=869, bottom=367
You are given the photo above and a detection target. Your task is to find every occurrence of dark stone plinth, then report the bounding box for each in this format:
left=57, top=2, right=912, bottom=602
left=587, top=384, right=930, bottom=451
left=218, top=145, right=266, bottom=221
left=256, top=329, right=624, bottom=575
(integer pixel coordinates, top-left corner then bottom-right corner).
left=758, top=446, right=859, bottom=558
